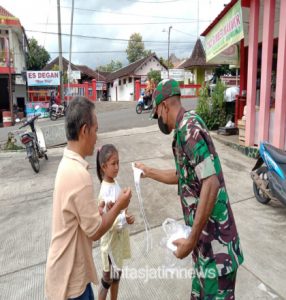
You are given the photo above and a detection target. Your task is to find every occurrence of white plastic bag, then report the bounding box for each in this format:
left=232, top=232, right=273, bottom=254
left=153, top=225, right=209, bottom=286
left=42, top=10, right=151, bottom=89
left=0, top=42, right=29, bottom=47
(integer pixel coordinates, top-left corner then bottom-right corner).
left=162, top=218, right=192, bottom=252
left=131, top=163, right=152, bottom=253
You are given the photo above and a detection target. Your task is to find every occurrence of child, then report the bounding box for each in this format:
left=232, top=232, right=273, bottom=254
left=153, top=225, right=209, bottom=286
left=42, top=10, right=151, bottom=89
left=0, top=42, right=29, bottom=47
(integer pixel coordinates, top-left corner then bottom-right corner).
left=96, top=144, right=135, bottom=300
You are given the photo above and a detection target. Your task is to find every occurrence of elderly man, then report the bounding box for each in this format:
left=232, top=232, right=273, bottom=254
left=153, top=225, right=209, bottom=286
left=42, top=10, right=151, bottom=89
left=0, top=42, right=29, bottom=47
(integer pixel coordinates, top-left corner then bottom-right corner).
left=136, top=79, right=243, bottom=299
left=45, top=96, right=132, bottom=300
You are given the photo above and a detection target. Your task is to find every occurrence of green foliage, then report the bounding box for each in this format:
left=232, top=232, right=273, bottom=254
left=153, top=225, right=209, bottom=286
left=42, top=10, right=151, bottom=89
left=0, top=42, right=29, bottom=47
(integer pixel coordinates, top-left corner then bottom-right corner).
left=159, top=56, right=174, bottom=69
left=97, top=60, right=123, bottom=72
left=196, top=80, right=227, bottom=130
left=214, top=65, right=237, bottom=78
left=26, top=38, right=50, bottom=70
left=147, top=69, right=161, bottom=85
left=3, top=132, right=23, bottom=151
left=126, top=33, right=151, bottom=63
left=51, top=64, right=68, bottom=84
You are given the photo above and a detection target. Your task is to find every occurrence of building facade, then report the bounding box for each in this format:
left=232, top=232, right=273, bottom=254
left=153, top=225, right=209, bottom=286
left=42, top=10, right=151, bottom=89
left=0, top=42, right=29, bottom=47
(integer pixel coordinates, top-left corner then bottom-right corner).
left=202, top=0, right=286, bottom=150
left=0, top=6, right=28, bottom=124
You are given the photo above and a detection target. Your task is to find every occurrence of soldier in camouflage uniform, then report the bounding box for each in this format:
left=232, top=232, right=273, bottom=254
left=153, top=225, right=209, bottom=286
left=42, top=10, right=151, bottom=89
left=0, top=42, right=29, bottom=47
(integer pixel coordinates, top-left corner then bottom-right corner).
left=136, top=79, right=243, bottom=299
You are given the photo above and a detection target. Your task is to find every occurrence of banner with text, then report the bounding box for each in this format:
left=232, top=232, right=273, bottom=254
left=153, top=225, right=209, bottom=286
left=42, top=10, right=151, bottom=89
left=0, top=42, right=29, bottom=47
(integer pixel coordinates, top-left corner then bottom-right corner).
left=205, top=0, right=244, bottom=62
left=27, top=71, right=60, bottom=86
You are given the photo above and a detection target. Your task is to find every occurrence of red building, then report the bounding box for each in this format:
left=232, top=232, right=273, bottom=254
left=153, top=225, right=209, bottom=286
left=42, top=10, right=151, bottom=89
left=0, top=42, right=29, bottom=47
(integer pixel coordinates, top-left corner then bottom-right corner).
left=201, top=0, right=286, bottom=150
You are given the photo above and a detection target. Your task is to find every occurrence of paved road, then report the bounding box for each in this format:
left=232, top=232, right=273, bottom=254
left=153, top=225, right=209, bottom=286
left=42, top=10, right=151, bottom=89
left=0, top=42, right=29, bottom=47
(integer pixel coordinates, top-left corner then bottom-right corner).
left=0, top=99, right=198, bottom=144
left=0, top=124, right=286, bottom=299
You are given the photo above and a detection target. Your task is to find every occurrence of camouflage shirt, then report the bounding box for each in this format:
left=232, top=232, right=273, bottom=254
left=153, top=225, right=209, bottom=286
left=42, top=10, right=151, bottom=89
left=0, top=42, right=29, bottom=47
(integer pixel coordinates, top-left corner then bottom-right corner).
left=172, top=108, right=243, bottom=278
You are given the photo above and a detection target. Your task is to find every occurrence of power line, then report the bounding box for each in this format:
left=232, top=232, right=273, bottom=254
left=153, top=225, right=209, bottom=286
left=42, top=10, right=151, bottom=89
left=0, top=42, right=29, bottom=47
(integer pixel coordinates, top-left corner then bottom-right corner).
left=25, top=29, right=196, bottom=44
left=60, top=5, right=211, bottom=21
left=172, top=28, right=197, bottom=37
left=30, top=20, right=210, bottom=26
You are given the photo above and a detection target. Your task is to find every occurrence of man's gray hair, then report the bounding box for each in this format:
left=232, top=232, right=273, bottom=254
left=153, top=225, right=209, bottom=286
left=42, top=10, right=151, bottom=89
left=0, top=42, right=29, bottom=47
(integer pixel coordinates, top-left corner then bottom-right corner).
left=65, top=96, right=95, bottom=141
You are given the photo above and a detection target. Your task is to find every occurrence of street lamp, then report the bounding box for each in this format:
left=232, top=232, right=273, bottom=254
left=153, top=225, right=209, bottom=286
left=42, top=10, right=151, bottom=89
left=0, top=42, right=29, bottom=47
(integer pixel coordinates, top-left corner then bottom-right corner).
left=163, top=26, right=172, bottom=78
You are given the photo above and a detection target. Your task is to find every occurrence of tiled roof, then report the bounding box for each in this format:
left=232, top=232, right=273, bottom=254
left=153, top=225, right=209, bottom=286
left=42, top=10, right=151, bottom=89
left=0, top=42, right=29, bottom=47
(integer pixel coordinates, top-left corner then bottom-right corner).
left=0, top=6, right=15, bottom=18
left=42, top=56, right=106, bottom=81
left=42, top=56, right=78, bottom=72
left=106, top=54, right=165, bottom=82
left=180, top=39, right=217, bottom=68
left=76, top=65, right=106, bottom=81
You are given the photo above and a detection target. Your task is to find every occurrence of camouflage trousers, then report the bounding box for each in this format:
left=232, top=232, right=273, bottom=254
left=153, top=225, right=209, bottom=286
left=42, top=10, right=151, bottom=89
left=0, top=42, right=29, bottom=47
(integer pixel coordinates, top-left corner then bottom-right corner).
left=191, top=270, right=237, bottom=300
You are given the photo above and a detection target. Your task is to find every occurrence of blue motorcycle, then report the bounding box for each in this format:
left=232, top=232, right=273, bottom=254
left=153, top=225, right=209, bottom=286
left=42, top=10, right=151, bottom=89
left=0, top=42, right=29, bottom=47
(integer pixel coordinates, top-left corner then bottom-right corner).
left=136, top=94, right=153, bottom=114
left=251, top=142, right=286, bottom=205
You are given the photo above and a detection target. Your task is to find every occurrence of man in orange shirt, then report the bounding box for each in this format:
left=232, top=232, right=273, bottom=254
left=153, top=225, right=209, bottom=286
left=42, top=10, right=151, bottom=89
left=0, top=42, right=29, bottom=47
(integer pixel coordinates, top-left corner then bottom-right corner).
left=45, top=96, right=132, bottom=300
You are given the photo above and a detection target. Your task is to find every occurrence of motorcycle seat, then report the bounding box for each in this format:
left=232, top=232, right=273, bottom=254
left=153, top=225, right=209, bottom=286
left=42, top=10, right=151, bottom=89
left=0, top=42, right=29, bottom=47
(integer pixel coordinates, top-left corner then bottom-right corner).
left=21, top=132, right=34, bottom=138
left=264, top=144, right=286, bottom=164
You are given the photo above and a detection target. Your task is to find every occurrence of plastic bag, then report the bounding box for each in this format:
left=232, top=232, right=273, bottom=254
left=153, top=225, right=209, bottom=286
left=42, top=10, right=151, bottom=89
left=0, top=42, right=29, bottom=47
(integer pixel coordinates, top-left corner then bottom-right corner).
left=131, top=163, right=152, bottom=253
left=160, top=218, right=192, bottom=268
left=161, top=218, right=192, bottom=252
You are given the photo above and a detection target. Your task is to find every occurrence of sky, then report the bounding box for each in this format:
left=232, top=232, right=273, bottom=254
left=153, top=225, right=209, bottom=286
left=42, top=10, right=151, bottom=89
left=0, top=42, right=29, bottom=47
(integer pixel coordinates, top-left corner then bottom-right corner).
left=0, top=0, right=230, bottom=69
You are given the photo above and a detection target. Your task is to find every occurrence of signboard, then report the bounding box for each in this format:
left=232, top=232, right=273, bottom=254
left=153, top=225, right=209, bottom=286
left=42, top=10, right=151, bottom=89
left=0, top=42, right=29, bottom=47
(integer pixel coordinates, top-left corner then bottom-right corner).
left=71, top=70, right=81, bottom=80
left=161, top=69, right=185, bottom=81
left=25, top=102, right=49, bottom=119
left=205, top=0, right=244, bottom=62
left=27, top=71, right=60, bottom=86
left=15, top=75, right=26, bottom=85
left=208, top=44, right=239, bottom=66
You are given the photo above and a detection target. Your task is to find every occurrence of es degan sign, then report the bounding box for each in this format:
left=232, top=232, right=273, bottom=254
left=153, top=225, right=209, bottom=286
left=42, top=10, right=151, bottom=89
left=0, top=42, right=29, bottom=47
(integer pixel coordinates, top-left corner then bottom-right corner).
left=27, top=71, right=60, bottom=86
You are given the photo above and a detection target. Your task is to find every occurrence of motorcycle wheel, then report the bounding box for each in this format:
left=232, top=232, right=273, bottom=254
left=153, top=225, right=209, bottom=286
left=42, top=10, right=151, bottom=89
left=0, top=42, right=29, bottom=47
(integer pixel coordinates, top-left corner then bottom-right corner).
left=136, top=104, right=143, bottom=114
left=29, top=148, right=40, bottom=173
left=253, top=166, right=271, bottom=204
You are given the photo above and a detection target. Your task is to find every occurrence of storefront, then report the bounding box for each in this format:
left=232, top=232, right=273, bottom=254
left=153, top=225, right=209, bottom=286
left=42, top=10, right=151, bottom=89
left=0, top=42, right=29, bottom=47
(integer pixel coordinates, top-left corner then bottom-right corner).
left=202, top=0, right=286, bottom=150
left=26, top=70, right=60, bottom=118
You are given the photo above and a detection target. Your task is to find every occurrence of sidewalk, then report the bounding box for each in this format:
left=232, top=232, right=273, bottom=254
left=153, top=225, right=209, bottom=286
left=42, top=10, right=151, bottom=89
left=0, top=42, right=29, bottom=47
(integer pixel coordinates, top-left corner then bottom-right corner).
left=0, top=125, right=285, bottom=299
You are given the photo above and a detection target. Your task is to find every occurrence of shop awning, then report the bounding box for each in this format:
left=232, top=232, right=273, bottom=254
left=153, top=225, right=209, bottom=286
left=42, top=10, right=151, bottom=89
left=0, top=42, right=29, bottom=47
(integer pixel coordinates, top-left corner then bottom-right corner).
left=201, top=0, right=244, bottom=62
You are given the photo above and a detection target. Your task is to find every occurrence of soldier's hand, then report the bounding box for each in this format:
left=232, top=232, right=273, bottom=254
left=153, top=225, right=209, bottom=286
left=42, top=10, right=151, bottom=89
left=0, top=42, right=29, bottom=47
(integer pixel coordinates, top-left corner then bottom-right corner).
left=135, top=162, right=150, bottom=178
left=172, top=238, right=195, bottom=259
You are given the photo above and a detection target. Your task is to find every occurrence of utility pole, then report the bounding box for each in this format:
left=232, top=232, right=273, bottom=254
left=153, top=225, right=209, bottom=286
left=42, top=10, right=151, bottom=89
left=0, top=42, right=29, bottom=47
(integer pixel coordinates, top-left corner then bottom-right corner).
left=167, top=26, right=172, bottom=78
left=197, top=0, right=200, bottom=38
left=68, top=0, right=74, bottom=102
left=7, top=36, right=13, bottom=124
left=57, top=0, right=64, bottom=102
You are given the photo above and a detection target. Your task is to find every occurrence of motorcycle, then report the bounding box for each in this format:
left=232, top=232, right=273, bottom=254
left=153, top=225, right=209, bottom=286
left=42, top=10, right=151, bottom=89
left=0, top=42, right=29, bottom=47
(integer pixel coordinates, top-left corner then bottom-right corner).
left=251, top=142, right=286, bottom=206
left=18, top=113, right=48, bottom=173
left=136, top=94, right=153, bottom=114
left=50, top=102, right=66, bottom=121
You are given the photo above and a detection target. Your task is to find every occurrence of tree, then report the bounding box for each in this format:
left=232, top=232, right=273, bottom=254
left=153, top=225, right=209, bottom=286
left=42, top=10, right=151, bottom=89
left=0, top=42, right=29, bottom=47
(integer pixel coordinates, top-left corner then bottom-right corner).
left=196, top=80, right=227, bottom=130
left=159, top=56, right=173, bottom=69
left=51, top=64, right=68, bottom=83
left=147, top=69, right=161, bottom=85
left=26, top=38, right=50, bottom=70
left=126, top=33, right=151, bottom=63
left=97, top=60, right=123, bottom=72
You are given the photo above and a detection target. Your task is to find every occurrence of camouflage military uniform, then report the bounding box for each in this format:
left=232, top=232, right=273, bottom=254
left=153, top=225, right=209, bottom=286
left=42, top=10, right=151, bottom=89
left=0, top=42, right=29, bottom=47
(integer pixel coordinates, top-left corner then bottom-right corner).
left=173, top=108, right=244, bottom=299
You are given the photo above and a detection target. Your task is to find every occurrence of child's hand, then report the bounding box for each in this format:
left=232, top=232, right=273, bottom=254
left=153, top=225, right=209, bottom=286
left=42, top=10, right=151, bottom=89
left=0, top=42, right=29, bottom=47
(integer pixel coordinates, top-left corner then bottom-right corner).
left=126, top=210, right=135, bottom=224
left=117, top=187, right=132, bottom=210
left=98, top=201, right=105, bottom=216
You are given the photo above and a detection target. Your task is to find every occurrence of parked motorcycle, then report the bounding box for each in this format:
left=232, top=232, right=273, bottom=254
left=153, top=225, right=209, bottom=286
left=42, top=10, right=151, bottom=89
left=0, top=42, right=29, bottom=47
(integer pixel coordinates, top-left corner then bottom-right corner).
left=18, top=113, right=48, bottom=173
left=251, top=142, right=286, bottom=206
left=136, top=94, right=153, bottom=114
left=50, top=102, right=66, bottom=121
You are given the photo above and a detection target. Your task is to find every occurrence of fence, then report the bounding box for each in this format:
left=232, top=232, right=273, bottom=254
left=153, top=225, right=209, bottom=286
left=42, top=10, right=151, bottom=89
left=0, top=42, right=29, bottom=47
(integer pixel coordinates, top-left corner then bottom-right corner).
left=135, top=80, right=201, bottom=101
